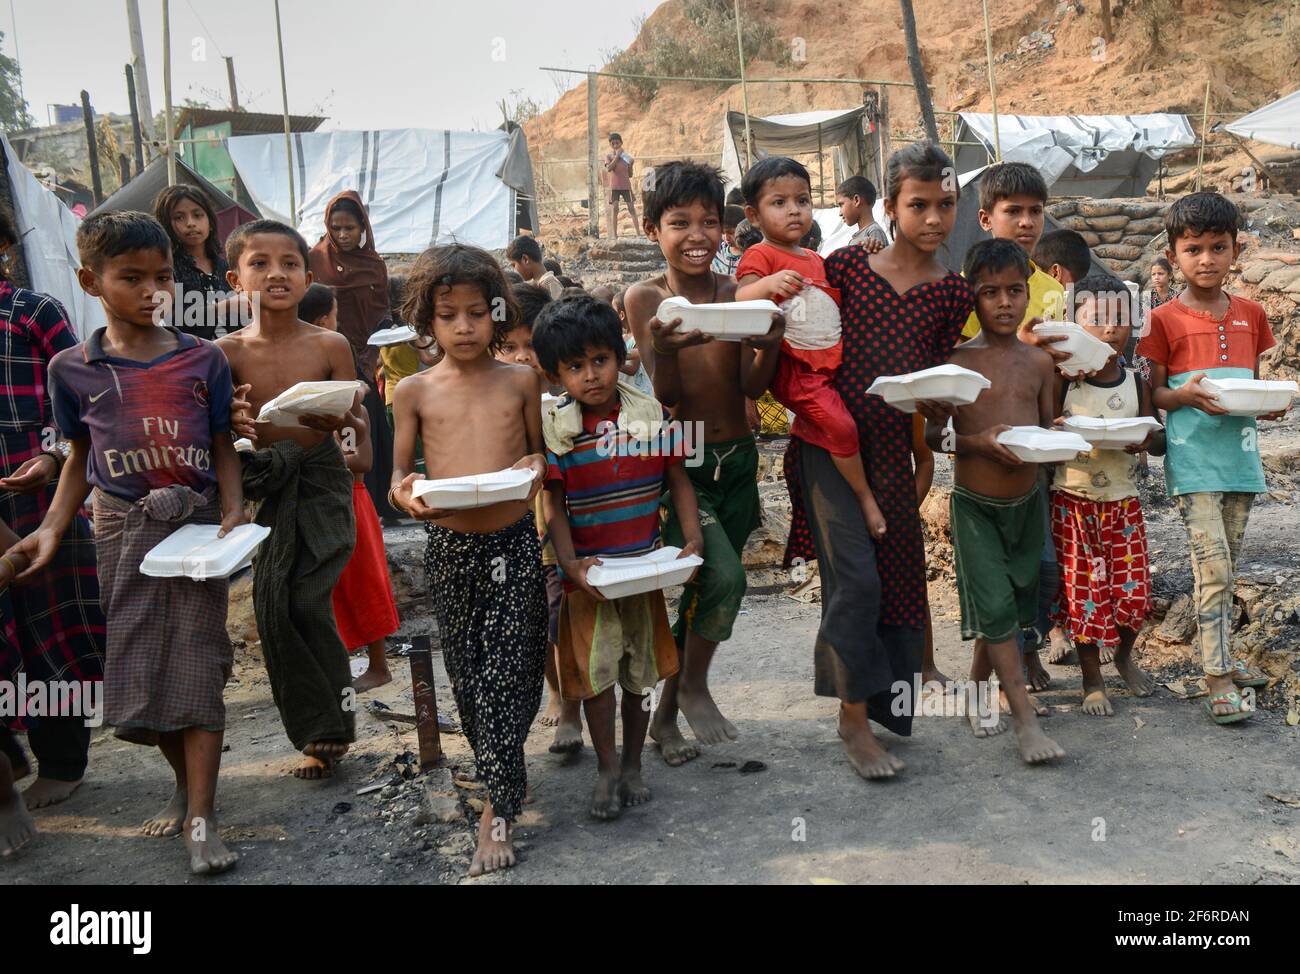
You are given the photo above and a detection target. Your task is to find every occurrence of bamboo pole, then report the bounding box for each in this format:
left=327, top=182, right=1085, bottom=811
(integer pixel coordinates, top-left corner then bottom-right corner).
left=125, top=64, right=145, bottom=176
left=540, top=66, right=929, bottom=89
left=733, top=0, right=752, bottom=170
left=274, top=0, right=296, bottom=223
left=1195, top=81, right=1211, bottom=191
left=981, top=0, right=1001, bottom=161
left=80, top=91, right=103, bottom=205
left=587, top=73, right=599, bottom=238
left=162, top=0, right=175, bottom=184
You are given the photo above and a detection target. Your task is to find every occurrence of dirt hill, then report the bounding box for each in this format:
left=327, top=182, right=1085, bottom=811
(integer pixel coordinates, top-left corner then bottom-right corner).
left=525, top=0, right=1300, bottom=213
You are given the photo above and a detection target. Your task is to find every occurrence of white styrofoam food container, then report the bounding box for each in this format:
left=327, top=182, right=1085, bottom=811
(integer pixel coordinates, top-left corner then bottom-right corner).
left=1032, top=323, right=1114, bottom=376
left=367, top=325, right=420, bottom=346
left=256, top=380, right=363, bottom=428
left=866, top=364, right=992, bottom=413
left=1199, top=377, right=1297, bottom=417
left=1062, top=415, right=1162, bottom=448
left=233, top=437, right=254, bottom=453
left=655, top=296, right=779, bottom=341
left=997, top=426, right=1093, bottom=463
left=410, top=467, right=537, bottom=510
left=585, top=546, right=704, bottom=600
left=140, top=523, right=271, bottom=580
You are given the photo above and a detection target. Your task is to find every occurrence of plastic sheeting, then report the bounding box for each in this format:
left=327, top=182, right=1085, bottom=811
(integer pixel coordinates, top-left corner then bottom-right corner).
left=226, top=127, right=537, bottom=254
left=2, top=132, right=104, bottom=339
left=1225, top=89, right=1300, bottom=151
left=955, top=113, right=1195, bottom=198
left=89, top=155, right=259, bottom=245
left=720, top=108, right=870, bottom=192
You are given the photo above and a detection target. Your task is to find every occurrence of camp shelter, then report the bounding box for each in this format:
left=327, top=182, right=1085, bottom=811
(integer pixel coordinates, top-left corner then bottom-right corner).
left=953, top=113, right=1196, bottom=198
left=1225, top=89, right=1300, bottom=151
left=225, top=125, right=539, bottom=254
left=88, top=155, right=260, bottom=245
left=720, top=108, right=873, bottom=201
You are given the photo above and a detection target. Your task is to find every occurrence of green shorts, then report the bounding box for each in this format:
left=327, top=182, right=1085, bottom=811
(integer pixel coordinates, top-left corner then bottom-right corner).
left=951, top=483, right=1044, bottom=643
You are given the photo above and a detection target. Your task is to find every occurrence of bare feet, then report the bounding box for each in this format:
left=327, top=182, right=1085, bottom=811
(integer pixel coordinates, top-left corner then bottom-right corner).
left=1113, top=652, right=1155, bottom=697
left=1000, top=688, right=1047, bottom=717
left=22, top=775, right=83, bottom=809
left=538, top=694, right=562, bottom=727
left=1081, top=686, right=1114, bottom=716
left=185, top=817, right=238, bottom=875
left=618, top=768, right=651, bottom=807
left=293, top=755, right=334, bottom=779
left=11, top=757, right=30, bottom=781
left=1015, top=723, right=1065, bottom=764
left=548, top=710, right=584, bottom=754
left=921, top=665, right=952, bottom=688
left=468, top=802, right=515, bottom=877
left=351, top=666, right=392, bottom=693
left=649, top=715, right=699, bottom=766
left=838, top=720, right=903, bottom=780
left=676, top=683, right=737, bottom=746
left=968, top=708, right=1009, bottom=737
left=589, top=770, right=622, bottom=820
left=1099, top=645, right=1115, bottom=665
left=1047, top=627, right=1077, bottom=665
left=0, top=785, right=37, bottom=858
left=1024, top=651, right=1051, bottom=691
left=142, top=786, right=188, bottom=836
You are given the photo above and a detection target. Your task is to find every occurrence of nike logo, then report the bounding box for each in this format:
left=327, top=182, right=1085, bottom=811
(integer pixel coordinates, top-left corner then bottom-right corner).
left=88, top=389, right=110, bottom=403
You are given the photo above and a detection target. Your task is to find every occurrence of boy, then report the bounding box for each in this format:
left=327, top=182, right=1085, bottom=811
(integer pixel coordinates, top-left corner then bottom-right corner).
left=507, top=235, right=564, bottom=299
left=624, top=161, right=784, bottom=765
left=711, top=204, right=745, bottom=276
left=1032, top=228, right=1092, bottom=287
left=1137, top=192, right=1280, bottom=724
left=534, top=296, right=703, bottom=819
left=389, top=243, right=548, bottom=877
left=14, top=211, right=245, bottom=873
left=836, top=175, right=889, bottom=249
left=217, top=220, right=359, bottom=780
left=925, top=239, right=1065, bottom=764
left=603, top=133, right=637, bottom=239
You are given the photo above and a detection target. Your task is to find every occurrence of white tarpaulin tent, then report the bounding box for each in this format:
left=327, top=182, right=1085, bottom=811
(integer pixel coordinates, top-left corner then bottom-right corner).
left=226, top=127, right=537, bottom=253
left=954, top=113, right=1196, bottom=197
left=720, top=108, right=872, bottom=192
left=1225, top=89, right=1300, bottom=150
left=2, top=132, right=104, bottom=339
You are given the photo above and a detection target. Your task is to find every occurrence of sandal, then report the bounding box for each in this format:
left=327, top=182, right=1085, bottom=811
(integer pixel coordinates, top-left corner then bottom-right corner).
left=1230, top=660, right=1269, bottom=689
left=1204, top=689, right=1251, bottom=725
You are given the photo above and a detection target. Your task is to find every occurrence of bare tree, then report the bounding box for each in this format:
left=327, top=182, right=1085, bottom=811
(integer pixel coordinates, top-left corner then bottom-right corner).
left=899, top=0, right=940, bottom=144
left=1100, top=0, right=1114, bottom=42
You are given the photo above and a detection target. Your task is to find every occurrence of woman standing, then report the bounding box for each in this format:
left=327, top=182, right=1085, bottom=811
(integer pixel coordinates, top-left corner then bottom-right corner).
left=0, top=204, right=105, bottom=810
left=154, top=185, right=233, bottom=341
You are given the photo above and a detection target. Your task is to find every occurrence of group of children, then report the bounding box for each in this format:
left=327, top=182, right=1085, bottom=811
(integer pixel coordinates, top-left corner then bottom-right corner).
left=0, top=136, right=1284, bottom=877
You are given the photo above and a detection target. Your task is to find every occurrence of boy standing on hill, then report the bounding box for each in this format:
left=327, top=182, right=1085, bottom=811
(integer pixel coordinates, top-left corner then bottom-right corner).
left=604, top=133, right=637, bottom=239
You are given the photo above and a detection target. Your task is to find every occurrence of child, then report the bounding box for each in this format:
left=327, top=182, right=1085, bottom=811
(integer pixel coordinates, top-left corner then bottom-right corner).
left=925, top=238, right=1065, bottom=764
left=498, top=281, right=584, bottom=755
left=507, top=235, right=564, bottom=299
left=153, top=185, right=232, bottom=340
left=388, top=244, right=548, bottom=877
left=624, top=161, right=784, bottom=765
left=379, top=274, right=436, bottom=484
left=1050, top=275, right=1162, bottom=715
left=1032, top=228, right=1092, bottom=287
left=534, top=296, right=703, bottom=819
left=1137, top=192, right=1281, bottom=724
left=736, top=156, right=886, bottom=537
left=13, top=211, right=245, bottom=873
left=0, top=518, right=37, bottom=857
left=613, top=289, right=653, bottom=396
left=836, top=175, right=889, bottom=249
left=712, top=205, right=745, bottom=276
left=603, top=133, right=637, bottom=239
left=217, top=220, right=359, bottom=780
left=299, top=283, right=400, bottom=694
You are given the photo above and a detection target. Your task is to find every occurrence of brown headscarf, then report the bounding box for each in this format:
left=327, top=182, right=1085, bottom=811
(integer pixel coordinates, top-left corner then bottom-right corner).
left=309, top=190, right=390, bottom=375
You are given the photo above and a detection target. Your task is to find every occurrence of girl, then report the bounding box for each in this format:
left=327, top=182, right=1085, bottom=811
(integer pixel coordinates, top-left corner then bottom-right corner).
left=736, top=156, right=886, bottom=537
left=298, top=283, right=400, bottom=694
left=783, top=143, right=974, bottom=780
left=153, top=185, right=231, bottom=341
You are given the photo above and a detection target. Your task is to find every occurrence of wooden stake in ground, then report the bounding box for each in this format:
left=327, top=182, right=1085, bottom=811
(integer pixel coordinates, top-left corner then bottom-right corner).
left=408, top=635, right=444, bottom=770
left=80, top=91, right=103, bottom=205
left=899, top=0, right=940, bottom=144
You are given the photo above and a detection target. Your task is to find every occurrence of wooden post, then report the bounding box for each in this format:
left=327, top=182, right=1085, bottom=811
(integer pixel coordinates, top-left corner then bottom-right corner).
left=734, top=0, right=754, bottom=170
left=125, top=64, right=145, bottom=176
left=1195, top=81, right=1211, bottom=191
left=586, top=72, right=599, bottom=238
left=408, top=634, right=443, bottom=770
left=900, top=0, right=940, bottom=144
left=225, top=56, right=240, bottom=111
left=80, top=91, right=103, bottom=205
left=274, top=0, right=296, bottom=223
left=124, top=0, right=155, bottom=139
left=162, top=0, right=176, bottom=185
left=982, top=0, right=1002, bottom=161
left=816, top=122, right=825, bottom=206
left=880, top=85, right=892, bottom=167
left=118, top=153, right=131, bottom=186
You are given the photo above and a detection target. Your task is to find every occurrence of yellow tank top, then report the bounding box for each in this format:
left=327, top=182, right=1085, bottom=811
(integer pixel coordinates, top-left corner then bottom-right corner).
left=1054, top=370, right=1141, bottom=502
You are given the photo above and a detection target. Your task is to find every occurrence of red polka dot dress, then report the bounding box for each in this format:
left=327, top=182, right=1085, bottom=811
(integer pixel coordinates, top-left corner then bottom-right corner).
left=785, top=250, right=973, bottom=630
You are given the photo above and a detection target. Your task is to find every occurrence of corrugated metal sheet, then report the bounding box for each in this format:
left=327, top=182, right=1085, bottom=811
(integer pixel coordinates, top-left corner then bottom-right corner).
left=171, top=108, right=326, bottom=138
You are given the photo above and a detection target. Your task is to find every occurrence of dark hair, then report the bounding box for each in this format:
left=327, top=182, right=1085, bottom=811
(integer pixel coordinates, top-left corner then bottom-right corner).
left=1032, top=229, right=1092, bottom=281
left=963, top=237, right=1030, bottom=285
left=76, top=210, right=171, bottom=271
left=1165, top=191, right=1240, bottom=244
left=511, top=282, right=552, bottom=328
left=724, top=186, right=745, bottom=206
left=544, top=257, right=563, bottom=276
left=722, top=204, right=745, bottom=228
left=1070, top=272, right=1131, bottom=320
left=590, top=284, right=615, bottom=304
left=836, top=175, right=877, bottom=207
left=506, top=235, right=543, bottom=263
left=152, top=184, right=221, bottom=264
left=978, top=161, right=1048, bottom=212
left=298, top=282, right=336, bottom=324
left=225, top=219, right=310, bottom=268
left=401, top=243, right=518, bottom=351
left=800, top=220, right=822, bottom=251
left=532, top=295, right=626, bottom=374
left=883, top=143, right=956, bottom=237
left=330, top=197, right=365, bottom=223
left=1150, top=256, right=1173, bottom=274
left=0, top=201, right=17, bottom=248
left=741, top=156, right=810, bottom=209
left=641, top=160, right=725, bottom=227
left=503, top=268, right=524, bottom=284
left=387, top=273, right=407, bottom=322
left=735, top=218, right=763, bottom=251
left=608, top=132, right=622, bottom=143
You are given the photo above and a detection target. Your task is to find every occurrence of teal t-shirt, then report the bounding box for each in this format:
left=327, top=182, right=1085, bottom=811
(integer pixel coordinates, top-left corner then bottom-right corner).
left=1164, top=366, right=1265, bottom=496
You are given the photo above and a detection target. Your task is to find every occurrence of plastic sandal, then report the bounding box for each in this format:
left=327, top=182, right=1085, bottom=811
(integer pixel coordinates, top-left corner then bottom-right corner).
left=1230, top=660, right=1269, bottom=689
left=1204, top=688, right=1251, bottom=725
